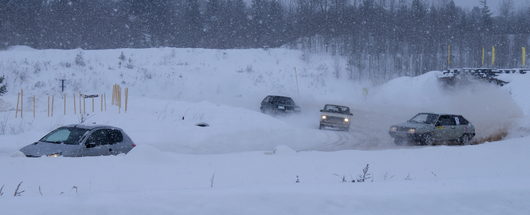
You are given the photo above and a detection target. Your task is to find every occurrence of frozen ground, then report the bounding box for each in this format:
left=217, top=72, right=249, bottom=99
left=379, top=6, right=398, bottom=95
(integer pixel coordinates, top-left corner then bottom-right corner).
left=0, top=47, right=529, bottom=214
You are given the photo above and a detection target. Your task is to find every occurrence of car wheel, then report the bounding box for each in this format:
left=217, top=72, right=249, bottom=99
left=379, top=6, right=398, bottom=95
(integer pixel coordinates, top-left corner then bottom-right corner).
left=421, top=133, right=435, bottom=146
left=459, top=134, right=471, bottom=145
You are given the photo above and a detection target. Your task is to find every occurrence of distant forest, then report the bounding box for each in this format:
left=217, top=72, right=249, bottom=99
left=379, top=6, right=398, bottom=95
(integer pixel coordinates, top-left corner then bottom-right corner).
left=1, top=0, right=530, bottom=80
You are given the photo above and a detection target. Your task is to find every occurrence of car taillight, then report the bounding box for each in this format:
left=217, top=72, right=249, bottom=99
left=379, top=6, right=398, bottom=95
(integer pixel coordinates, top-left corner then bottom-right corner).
left=132, top=144, right=136, bottom=147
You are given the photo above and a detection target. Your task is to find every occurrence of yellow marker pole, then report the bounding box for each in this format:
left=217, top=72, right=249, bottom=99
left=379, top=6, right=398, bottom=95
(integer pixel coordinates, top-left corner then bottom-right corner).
left=491, top=46, right=495, bottom=66
left=523, top=47, right=526, bottom=67
left=482, top=47, right=486, bottom=66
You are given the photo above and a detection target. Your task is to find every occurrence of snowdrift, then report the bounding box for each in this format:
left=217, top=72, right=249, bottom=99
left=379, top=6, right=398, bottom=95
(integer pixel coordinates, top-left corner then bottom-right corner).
left=1, top=47, right=530, bottom=215
left=0, top=47, right=527, bottom=154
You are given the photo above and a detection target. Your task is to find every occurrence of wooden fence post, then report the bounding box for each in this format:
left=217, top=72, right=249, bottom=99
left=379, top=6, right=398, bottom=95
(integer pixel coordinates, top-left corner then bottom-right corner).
left=47, top=96, right=50, bottom=117
left=125, top=87, right=128, bottom=113
left=91, top=97, right=94, bottom=112
left=79, top=93, right=82, bottom=115
left=51, top=95, right=54, bottom=117
left=64, top=94, right=66, bottom=115
left=73, top=93, right=76, bottom=114
left=83, top=96, right=86, bottom=114
left=15, top=92, right=20, bottom=118
left=20, top=89, right=23, bottom=118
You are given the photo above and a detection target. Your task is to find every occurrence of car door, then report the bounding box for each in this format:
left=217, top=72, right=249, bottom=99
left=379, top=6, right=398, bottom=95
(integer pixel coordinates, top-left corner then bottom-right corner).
left=434, top=115, right=457, bottom=141
left=79, top=129, right=114, bottom=156
left=453, top=115, right=465, bottom=139
left=107, top=129, right=128, bottom=155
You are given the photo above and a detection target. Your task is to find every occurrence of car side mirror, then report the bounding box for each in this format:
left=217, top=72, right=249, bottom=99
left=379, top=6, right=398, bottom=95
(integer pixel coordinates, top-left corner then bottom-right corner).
left=349, top=113, right=353, bottom=116
left=435, top=122, right=441, bottom=126
left=320, top=109, right=324, bottom=112
left=85, top=142, right=97, bottom=148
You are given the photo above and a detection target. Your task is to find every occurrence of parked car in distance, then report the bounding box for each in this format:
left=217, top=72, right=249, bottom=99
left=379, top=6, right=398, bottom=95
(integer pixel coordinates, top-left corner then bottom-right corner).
left=20, top=124, right=136, bottom=157
left=260, top=95, right=301, bottom=114
left=319, top=104, right=353, bottom=131
left=389, top=113, right=475, bottom=145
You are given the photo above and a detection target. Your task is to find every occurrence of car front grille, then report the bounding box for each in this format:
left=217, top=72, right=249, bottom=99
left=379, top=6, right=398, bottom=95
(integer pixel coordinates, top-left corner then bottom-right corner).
left=325, top=116, right=345, bottom=123
left=396, top=127, right=411, bottom=132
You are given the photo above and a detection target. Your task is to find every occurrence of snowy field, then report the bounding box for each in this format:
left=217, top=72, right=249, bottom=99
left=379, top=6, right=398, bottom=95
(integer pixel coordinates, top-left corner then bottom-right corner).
left=0, top=47, right=529, bottom=214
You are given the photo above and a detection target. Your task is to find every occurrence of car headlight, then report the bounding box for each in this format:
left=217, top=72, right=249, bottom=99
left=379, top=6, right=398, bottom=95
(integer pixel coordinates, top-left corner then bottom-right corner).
left=344, top=118, right=349, bottom=122
left=407, top=128, right=416, bottom=134
left=321, top=115, right=327, bottom=120
left=390, top=126, right=397, bottom=132
left=47, top=153, right=62, bottom=158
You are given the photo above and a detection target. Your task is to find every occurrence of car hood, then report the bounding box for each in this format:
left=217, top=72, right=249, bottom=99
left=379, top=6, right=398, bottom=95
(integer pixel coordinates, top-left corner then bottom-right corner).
left=393, top=121, right=432, bottom=129
left=20, top=142, right=80, bottom=157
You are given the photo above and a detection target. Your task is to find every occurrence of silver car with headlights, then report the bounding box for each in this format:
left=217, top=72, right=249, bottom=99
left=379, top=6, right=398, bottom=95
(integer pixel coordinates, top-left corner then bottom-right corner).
left=389, top=113, right=475, bottom=145
left=20, top=124, right=136, bottom=157
left=319, top=104, right=353, bottom=131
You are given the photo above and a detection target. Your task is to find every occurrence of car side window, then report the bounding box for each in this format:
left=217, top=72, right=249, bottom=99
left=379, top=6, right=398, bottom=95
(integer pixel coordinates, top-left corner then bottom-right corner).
left=87, top=130, right=111, bottom=146
left=458, top=116, right=469, bottom=125
left=108, top=130, right=124, bottom=144
left=438, top=115, right=456, bottom=126
left=263, top=96, right=270, bottom=103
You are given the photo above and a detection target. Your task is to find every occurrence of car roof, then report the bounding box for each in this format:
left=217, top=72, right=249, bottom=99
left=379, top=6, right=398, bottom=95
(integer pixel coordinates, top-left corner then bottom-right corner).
left=417, top=113, right=462, bottom=117
left=267, top=95, right=292, bottom=99
left=63, top=124, right=122, bottom=130
left=325, top=104, right=350, bottom=108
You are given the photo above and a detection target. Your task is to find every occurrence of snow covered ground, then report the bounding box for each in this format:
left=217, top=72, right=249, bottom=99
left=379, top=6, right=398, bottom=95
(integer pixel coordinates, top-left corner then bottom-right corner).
left=0, top=47, right=529, bottom=214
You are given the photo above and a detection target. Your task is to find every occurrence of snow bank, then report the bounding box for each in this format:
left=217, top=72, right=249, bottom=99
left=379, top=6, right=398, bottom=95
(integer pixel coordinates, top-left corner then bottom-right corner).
left=1, top=47, right=530, bottom=215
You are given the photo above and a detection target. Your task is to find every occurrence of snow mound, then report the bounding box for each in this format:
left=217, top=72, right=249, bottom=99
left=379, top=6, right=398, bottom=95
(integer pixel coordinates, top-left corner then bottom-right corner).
left=272, top=145, right=297, bottom=155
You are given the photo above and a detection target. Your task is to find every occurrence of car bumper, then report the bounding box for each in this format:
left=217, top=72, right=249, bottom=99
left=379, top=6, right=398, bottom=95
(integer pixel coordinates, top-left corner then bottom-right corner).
left=389, top=131, right=422, bottom=141
left=320, top=121, right=350, bottom=128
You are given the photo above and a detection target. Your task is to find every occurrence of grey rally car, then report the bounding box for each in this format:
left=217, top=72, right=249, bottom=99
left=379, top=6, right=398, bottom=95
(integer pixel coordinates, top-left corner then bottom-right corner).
left=389, top=113, right=475, bottom=145
left=20, top=124, right=136, bottom=157
left=319, top=104, right=352, bottom=131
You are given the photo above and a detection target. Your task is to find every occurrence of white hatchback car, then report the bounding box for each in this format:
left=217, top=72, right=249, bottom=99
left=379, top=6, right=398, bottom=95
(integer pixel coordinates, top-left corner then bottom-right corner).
left=20, top=124, right=136, bottom=157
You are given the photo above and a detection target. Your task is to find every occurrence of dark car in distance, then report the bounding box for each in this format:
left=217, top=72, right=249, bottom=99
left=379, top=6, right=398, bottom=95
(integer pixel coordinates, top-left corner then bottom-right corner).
left=260, top=95, right=301, bottom=114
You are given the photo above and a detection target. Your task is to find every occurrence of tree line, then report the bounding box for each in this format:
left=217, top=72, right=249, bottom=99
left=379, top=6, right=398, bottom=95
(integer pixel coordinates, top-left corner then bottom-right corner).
left=1, top=0, right=529, bottom=80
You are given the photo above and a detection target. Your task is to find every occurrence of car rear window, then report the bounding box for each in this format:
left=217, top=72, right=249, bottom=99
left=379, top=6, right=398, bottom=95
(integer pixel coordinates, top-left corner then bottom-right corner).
left=272, top=97, right=294, bottom=105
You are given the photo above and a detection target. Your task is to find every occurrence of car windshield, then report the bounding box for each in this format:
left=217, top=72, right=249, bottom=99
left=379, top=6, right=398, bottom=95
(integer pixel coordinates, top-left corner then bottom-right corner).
left=324, top=105, right=350, bottom=114
left=408, top=113, right=438, bottom=124
left=40, top=127, right=89, bottom=145
left=272, top=97, right=294, bottom=105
